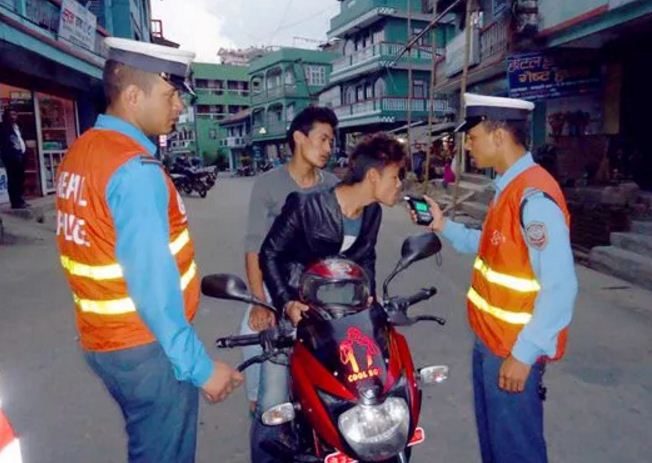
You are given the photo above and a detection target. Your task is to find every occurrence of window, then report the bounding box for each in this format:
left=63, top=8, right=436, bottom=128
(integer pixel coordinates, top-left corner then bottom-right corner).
left=356, top=85, right=364, bottom=102
left=284, top=70, right=295, bottom=85
left=374, top=77, right=386, bottom=98
left=365, top=82, right=373, bottom=100
left=412, top=27, right=431, bottom=46
left=305, top=65, right=326, bottom=86
left=413, top=80, right=428, bottom=99
left=209, top=129, right=217, bottom=139
left=345, top=86, right=355, bottom=105
left=286, top=104, right=295, bottom=122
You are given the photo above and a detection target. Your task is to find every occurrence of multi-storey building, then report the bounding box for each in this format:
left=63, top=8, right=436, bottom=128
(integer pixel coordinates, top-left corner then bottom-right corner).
left=248, top=47, right=334, bottom=163
left=319, top=0, right=456, bottom=150
left=0, top=0, right=152, bottom=198
left=167, top=62, right=249, bottom=166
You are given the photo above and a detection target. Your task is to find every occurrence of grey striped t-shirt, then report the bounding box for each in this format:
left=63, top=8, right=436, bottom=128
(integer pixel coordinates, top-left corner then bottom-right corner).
left=244, top=165, right=340, bottom=253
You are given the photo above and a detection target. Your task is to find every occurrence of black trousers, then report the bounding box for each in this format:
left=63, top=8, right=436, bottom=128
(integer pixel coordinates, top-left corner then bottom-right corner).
left=1, top=155, right=26, bottom=207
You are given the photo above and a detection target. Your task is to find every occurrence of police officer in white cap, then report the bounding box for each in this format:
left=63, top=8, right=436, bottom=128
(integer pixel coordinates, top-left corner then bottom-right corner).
left=418, top=93, right=578, bottom=462
left=55, top=38, right=243, bottom=463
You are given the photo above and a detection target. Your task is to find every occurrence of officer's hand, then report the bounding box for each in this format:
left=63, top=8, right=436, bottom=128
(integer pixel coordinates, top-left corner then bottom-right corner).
left=423, top=195, right=446, bottom=233
left=201, top=360, right=244, bottom=403
left=285, top=300, right=309, bottom=326
left=248, top=305, right=276, bottom=332
left=498, top=355, right=532, bottom=393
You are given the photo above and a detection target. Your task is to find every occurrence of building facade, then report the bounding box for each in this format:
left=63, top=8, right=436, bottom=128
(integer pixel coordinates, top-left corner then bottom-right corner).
left=0, top=0, right=153, bottom=198
left=167, top=62, right=250, bottom=166
left=319, top=0, right=456, bottom=151
left=248, top=47, right=335, bottom=163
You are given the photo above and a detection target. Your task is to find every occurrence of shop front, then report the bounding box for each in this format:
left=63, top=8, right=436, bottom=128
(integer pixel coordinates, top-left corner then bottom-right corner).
left=0, top=83, right=78, bottom=198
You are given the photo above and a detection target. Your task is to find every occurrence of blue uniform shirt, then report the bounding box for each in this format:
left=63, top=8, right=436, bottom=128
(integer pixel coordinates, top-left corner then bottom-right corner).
left=97, top=114, right=213, bottom=387
left=442, top=153, right=578, bottom=365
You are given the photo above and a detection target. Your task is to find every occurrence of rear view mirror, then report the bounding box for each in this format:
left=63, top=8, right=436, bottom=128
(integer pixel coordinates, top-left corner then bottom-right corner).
left=201, top=274, right=277, bottom=312
left=201, top=274, right=254, bottom=302
left=399, top=233, right=442, bottom=268
left=419, top=365, right=449, bottom=385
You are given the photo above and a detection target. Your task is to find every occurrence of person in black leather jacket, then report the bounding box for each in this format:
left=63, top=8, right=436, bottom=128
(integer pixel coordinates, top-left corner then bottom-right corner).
left=260, top=132, right=407, bottom=325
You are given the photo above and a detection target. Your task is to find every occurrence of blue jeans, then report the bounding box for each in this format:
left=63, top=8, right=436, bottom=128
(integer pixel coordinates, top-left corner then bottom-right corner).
left=84, top=342, right=199, bottom=463
left=250, top=351, right=291, bottom=463
left=472, top=338, right=548, bottom=463
left=240, top=304, right=263, bottom=403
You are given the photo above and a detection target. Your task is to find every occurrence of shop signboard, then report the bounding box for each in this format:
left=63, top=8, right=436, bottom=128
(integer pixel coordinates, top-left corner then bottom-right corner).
left=0, top=168, right=9, bottom=205
left=58, top=0, right=97, bottom=51
left=507, top=52, right=601, bottom=101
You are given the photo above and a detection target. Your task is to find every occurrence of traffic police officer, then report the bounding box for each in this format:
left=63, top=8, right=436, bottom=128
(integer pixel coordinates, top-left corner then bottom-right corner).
left=55, top=37, right=243, bottom=463
left=422, top=93, right=578, bottom=463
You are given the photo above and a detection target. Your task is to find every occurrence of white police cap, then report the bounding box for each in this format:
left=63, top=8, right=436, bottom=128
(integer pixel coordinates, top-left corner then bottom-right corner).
left=104, top=37, right=196, bottom=95
left=455, top=93, right=535, bottom=132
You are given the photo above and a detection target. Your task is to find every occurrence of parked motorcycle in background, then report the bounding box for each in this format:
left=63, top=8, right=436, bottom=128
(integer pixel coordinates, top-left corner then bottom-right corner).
left=167, top=156, right=218, bottom=198
left=202, top=233, right=449, bottom=463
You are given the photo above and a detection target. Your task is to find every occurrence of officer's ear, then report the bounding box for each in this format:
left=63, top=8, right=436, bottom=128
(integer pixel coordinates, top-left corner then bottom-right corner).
left=121, top=84, right=142, bottom=109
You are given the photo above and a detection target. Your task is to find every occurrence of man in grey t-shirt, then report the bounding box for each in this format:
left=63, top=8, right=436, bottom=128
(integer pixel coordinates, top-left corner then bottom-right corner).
left=241, top=108, right=339, bottom=451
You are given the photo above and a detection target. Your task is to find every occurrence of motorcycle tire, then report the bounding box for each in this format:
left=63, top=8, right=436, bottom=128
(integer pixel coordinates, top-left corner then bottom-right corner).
left=183, top=184, right=192, bottom=194
left=198, top=188, right=207, bottom=198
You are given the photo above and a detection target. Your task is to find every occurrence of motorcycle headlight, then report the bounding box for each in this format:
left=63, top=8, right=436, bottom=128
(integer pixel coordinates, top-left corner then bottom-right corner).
left=337, top=397, right=409, bottom=462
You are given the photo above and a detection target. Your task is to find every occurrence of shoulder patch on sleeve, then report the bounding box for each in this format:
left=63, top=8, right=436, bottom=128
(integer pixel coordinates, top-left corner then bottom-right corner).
left=139, top=155, right=162, bottom=166
left=525, top=221, right=548, bottom=251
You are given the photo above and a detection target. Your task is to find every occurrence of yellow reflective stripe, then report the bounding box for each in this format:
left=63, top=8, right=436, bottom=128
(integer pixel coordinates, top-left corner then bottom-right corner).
left=72, top=261, right=197, bottom=315
left=467, top=287, right=532, bottom=325
left=180, top=260, right=198, bottom=290
left=60, top=255, right=124, bottom=280
left=73, top=294, right=136, bottom=315
left=169, top=229, right=190, bottom=255
left=473, top=258, right=540, bottom=293
left=60, top=228, right=191, bottom=282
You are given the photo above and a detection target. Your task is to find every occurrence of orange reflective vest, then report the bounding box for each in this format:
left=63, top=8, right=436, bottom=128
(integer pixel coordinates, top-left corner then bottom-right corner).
left=55, top=129, right=199, bottom=352
left=467, top=165, right=570, bottom=360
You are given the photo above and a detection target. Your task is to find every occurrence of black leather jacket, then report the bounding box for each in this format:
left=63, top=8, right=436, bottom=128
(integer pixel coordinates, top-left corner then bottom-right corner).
left=259, top=188, right=381, bottom=315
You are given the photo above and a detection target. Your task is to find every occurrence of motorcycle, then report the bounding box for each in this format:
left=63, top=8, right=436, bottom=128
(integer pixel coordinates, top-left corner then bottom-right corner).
left=168, top=160, right=217, bottom=198
left=201, top=233, right=449, bottom=463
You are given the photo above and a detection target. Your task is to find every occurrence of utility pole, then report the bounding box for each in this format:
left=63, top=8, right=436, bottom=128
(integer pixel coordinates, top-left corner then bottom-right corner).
left=422, top=1, right=438, bottom=195
left=406, top=0, right=414, bottom=170
left=451, top=0, right=475, bottom=218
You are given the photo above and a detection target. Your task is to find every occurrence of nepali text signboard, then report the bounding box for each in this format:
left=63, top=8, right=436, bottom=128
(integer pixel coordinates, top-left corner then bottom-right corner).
left=507, top=52, right=601, bottom=101
left=58, top=0, right=97, bottom=51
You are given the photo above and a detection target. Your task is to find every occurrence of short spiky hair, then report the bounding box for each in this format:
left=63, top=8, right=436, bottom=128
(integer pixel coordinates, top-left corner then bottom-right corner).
left=103, top=59, right=159, bottom=106
left=287, top=106, right=338, bottom=153
left=342, top=133, right=406, bottom=185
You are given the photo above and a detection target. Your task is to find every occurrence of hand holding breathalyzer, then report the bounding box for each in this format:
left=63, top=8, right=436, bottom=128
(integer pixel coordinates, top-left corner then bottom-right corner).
left=406, top=195, right=446, bottom=233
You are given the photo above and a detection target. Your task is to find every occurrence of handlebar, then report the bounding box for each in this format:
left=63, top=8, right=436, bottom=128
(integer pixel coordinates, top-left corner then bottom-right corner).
left=215, top=333, right=260, bottom=349
left=405, top=286, right=437, bottom=306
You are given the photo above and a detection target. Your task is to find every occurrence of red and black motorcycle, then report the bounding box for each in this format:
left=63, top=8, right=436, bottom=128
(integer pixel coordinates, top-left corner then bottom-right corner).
left=201, top=233, right=449, bottom=463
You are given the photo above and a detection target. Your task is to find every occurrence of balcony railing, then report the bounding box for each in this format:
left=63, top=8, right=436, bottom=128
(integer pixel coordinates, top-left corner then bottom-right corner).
left=1, top=0, right=108, bottom=58
left=251, top=85, right=298, bottom=104
left=195, top=88, right=250, bottom=97
left=332, top=42, right=434, bottom=73
left=334, top=96, right=455, bottom=119
left=223, top=136, right=248, bottom=148
left=253, top=118, right=287, bottom=137
left=480, top=16, right=510, bottom=62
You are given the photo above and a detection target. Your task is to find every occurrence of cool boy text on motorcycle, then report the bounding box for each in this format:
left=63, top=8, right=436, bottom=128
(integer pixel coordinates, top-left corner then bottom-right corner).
left=202, top=233, right=449, bottom=463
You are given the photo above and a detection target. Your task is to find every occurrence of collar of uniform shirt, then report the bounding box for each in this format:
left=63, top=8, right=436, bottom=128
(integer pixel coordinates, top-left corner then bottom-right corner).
left=94, top=114, right=158, bottom=156
left=492, top=152, right=534, bottom=202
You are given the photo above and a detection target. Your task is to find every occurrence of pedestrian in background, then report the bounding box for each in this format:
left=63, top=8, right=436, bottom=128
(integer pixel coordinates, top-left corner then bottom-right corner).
left=0, top=106, right=28, bottom=209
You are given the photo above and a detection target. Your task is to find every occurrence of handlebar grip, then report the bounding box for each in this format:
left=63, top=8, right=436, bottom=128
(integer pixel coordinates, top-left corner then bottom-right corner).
left=216, top=333, right=261, bottom=349
left=406, top=287, right=437, bottom=306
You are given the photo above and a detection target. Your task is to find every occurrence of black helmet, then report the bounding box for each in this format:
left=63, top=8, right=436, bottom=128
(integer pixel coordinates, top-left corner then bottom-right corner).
left=299, top=258, right=371, bottom=319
